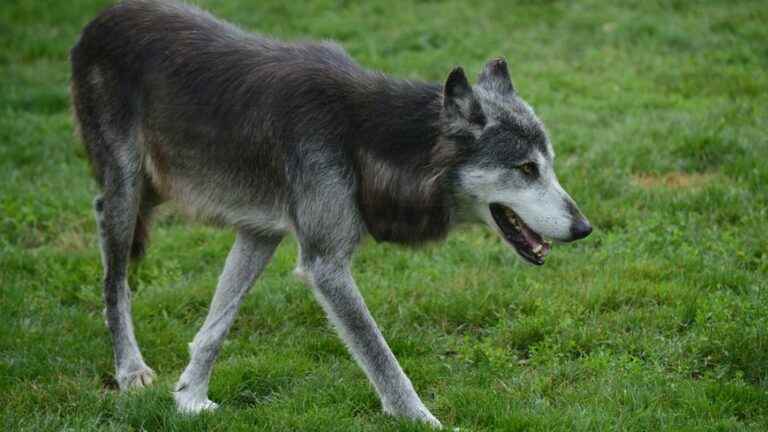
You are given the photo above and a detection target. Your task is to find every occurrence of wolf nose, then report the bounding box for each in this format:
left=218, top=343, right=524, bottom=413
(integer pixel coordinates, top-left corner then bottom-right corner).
left=570, top=218, right=592, bottom=240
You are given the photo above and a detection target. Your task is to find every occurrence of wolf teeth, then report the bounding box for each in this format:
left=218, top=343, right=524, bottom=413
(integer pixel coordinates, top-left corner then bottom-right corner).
left=505, top=210, right=520, bottom=228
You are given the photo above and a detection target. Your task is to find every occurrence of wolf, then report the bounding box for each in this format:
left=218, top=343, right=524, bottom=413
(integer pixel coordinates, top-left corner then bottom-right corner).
left=70, top=0, right=591, bottom=427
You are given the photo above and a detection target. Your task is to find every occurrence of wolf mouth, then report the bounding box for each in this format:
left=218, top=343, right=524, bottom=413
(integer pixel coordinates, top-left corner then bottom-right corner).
left=489, top=203, right=551, bottom=265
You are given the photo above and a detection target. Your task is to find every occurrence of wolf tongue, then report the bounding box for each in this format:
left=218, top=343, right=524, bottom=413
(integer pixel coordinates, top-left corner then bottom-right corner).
left=519, top=223, right=542, bottom=250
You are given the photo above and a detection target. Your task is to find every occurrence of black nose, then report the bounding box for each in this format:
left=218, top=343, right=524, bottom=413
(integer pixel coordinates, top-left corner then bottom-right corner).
left=569, top=218, right=593, bottom=240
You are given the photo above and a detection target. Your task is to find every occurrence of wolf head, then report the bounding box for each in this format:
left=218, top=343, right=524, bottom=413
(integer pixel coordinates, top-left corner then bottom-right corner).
left=441, top=58, right=592, bottom=265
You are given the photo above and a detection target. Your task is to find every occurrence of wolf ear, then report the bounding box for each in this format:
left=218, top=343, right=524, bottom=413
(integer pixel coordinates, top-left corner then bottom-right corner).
left=478, top=57, right=515, bottom=95
left=443, top=67, right=484, bottom=125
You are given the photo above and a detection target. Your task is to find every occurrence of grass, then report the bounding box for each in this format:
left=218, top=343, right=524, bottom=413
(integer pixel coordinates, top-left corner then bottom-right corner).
left=1, top=0, right=767, bottom=430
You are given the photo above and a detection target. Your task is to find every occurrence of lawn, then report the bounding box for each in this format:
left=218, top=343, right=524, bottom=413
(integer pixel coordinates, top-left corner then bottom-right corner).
left=1, top=0, right=767, bottom=430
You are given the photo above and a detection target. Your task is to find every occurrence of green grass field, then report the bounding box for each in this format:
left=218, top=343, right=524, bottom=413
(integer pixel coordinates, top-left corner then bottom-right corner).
left=2, top=0, right=767, bottom=430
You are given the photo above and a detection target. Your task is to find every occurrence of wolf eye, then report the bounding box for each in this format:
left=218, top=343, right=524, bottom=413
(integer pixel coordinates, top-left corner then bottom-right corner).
left=518, top=162, right=537, bottom=176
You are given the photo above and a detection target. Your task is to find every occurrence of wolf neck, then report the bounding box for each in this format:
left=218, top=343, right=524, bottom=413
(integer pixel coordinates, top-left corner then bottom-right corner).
left=351, top=76, right=458, bottom=246
left=351, top=77, right=443, bottom=151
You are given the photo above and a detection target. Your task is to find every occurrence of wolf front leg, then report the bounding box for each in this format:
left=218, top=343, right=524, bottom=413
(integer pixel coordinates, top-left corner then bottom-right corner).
left=304, top=257, right=441, bottom=428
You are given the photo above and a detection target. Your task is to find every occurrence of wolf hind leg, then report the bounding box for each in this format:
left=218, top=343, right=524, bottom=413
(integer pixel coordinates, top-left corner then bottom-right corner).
left=95, top=169, right=155, bottom=390
left=174, top=231, right=282, bottom=413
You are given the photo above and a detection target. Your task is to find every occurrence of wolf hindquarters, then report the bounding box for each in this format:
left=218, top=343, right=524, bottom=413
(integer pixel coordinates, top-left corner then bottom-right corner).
left=71, top=41, right=158, bottom=389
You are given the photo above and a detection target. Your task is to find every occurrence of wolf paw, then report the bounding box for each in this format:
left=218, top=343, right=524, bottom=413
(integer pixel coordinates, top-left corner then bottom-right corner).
left=419, top=412, right=442, bottom=429
left=410, top=411, right=442, bottom=429
left=385, top=405, right=442, bottom=429
left=174, top=391, right=219, bottom=414
left=118, top=366, right=156, bottom=390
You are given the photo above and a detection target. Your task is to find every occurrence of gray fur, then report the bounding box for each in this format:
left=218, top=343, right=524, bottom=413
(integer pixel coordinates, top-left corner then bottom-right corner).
left=71, top=1, right=591, bottom=427
left=175, top=231, right=281, bottom=412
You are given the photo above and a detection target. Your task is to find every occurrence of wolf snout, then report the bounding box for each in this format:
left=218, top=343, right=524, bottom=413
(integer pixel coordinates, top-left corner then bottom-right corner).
left=561, top=197, right=592, bottom=241
left=568, top=217, right=592, bottom=241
